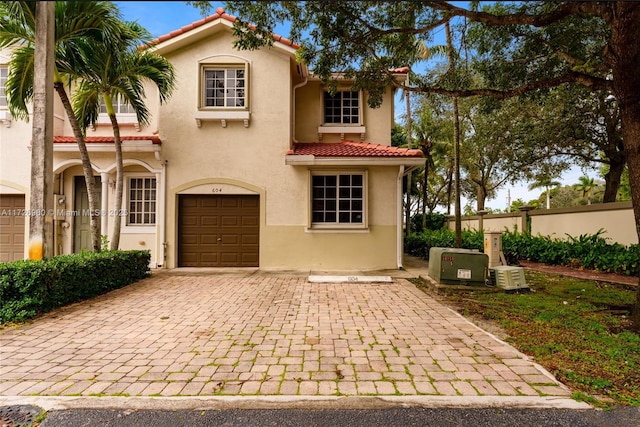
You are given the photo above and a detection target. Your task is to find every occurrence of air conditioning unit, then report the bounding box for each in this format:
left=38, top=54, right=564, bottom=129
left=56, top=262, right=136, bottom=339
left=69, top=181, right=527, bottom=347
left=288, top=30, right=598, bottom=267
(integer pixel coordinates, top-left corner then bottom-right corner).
left=428, top=247, right=489, bottom=286
left=490, top=266, right=528, bottom=291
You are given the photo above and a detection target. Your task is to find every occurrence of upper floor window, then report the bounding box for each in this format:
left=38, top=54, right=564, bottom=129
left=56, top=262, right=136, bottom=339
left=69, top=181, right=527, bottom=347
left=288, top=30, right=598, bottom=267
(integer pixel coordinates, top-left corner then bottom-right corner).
left=128, top=177, right=156, bottom=226
left=203, top=67, right=246, bottom=108
left=312, top=172, right=365, bottom=227
left=324, top=91, right=360, bottom=124
left=0, top=66, right=8, bottom=108
left=100, top=97, right=135, bottom=115
left=195, top=59, right=251, bottom=127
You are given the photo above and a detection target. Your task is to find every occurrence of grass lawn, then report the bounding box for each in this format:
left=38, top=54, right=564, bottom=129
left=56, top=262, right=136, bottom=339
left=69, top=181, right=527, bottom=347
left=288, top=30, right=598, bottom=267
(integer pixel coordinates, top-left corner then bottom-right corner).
left=418, top=271, right=640, bottom=408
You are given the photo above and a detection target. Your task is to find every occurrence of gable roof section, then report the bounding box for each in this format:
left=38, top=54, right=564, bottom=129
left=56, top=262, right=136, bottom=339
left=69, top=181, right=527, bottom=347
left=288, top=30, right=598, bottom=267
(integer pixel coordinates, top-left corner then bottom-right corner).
left=53, top=136, right=161, bottom=144
left=288, top=141, right=422, bottom=157
left=286, top=141, right=424, bottom=167
left=53, top=135, right=161, bottom=155
left=150, top=7, right=299, bottom=55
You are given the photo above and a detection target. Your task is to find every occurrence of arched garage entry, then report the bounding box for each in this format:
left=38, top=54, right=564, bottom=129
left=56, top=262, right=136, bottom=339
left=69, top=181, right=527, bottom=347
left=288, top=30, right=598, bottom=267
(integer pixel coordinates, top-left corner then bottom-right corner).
left=176, top=180, right=262, bottom=267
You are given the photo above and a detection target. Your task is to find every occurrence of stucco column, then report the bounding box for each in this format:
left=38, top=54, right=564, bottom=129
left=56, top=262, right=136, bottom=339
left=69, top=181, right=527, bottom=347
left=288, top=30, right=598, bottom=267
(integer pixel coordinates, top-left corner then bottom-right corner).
left=101, top=172, right=109, bottom=239
left=518, top=205, right=535, bottom=235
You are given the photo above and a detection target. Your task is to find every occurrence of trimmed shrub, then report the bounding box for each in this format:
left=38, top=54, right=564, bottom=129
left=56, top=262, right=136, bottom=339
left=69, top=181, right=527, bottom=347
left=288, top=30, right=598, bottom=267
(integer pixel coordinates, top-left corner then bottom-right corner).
left=0, top=250, right=150, bottom=323
left=404, top=229, right=483, bottom=260
left=406, top=228, right=639, bottom=276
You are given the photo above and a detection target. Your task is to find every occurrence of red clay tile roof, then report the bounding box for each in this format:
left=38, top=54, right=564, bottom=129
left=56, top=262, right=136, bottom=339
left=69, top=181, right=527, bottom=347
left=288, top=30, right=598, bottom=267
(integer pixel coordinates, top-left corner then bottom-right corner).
left=287, top=141, right=423, bottom=158
left=150, top=7, right=299, bottom=49
left=54, top=136, right=161, bottom=145
left=389, top=67, right=410, bottom=74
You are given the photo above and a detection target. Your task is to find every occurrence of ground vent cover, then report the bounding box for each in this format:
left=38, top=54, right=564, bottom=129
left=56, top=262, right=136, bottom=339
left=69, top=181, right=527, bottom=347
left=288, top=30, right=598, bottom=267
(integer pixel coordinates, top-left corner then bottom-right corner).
left=308, top=275, right=392, bottom=283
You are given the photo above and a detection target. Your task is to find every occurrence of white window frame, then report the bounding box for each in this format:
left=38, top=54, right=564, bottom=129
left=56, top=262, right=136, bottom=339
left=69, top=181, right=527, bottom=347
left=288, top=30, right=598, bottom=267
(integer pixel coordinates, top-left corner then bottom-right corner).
left=123, top=175, right=157, bottom=232
left=317, top=88, right=366, bottom=140
left=94, top=96, right=139, bottom=129
left=0, top=65, right=7, bottom=109
left=195, top=60, right=251, bottom=127
left=201, top=66, right=247, bottom=109
left=323, top=90, right=361, bottom=125
left=0, top=65, right=11, bottom=127
left=308, top=170, right=368, bottom=230
left=99, top=96, right=136, bottom=115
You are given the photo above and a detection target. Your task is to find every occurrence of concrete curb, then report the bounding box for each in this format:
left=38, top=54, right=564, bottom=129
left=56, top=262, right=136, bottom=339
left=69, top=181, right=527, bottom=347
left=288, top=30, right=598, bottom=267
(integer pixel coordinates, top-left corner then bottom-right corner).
left=0, top=395, right=593, bottom=411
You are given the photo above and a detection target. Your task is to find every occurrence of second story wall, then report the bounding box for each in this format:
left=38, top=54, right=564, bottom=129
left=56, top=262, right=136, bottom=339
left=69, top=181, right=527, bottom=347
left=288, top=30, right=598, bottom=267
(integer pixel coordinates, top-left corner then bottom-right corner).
left=156, top=28, right=294, bottom=190
left=1, top=49, right=31, bottom=193
left=295, top=80, right=395, bottom=145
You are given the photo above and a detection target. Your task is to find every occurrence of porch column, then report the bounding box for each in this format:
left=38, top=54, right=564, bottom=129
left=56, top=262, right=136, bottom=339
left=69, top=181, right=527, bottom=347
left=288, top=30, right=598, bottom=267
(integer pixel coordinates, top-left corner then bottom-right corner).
left=101, top=172, right=109, bottom=239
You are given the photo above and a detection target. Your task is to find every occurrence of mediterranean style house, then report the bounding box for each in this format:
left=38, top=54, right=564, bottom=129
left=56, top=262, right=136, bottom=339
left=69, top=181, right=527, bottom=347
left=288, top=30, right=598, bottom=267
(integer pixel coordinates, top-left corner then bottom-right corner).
left=0, top=7, right=424, bottom=270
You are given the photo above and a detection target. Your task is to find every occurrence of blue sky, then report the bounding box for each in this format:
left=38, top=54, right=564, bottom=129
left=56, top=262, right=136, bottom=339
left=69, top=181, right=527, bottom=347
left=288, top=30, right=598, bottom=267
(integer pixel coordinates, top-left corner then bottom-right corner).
left=116, top=2, right=221, bottom=38
left=116, top=1, right=586, bottom=212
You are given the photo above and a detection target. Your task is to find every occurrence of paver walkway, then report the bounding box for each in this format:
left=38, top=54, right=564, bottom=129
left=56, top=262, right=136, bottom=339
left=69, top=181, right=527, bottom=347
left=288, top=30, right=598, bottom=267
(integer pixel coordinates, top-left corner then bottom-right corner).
left=0, top=271, right=571, bottom=399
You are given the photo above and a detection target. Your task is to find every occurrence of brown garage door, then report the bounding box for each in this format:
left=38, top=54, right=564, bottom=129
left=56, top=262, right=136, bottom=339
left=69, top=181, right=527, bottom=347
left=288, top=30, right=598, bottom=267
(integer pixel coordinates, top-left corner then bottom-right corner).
left=178, top=194, right=259, bottom=267
left=0, top=194, right=25, bottom=262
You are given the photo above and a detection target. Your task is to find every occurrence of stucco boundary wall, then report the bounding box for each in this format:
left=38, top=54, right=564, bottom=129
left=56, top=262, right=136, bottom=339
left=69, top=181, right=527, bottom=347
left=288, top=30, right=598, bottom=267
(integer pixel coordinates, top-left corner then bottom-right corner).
left=446, top=201, right=637, bottom=247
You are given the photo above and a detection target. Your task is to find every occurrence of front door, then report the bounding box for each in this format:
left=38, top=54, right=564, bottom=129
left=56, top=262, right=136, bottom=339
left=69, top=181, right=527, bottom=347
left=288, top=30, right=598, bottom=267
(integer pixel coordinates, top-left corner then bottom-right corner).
left=74, top=176, right=101, bottom=252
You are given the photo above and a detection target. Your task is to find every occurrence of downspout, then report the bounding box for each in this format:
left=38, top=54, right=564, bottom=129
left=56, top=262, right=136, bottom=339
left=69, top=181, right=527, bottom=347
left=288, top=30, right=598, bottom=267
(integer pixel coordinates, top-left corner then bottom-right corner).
left=397, top=165, right=405, bottom=269
left=291, top=74, right=309, bottom=146
left=159, top=159, right=167, bottom=268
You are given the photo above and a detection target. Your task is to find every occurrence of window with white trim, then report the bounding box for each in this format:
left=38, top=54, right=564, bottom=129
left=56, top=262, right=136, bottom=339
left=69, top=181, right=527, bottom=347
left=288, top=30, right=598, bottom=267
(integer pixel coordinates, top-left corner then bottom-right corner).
left=312, top=173, right=364, bottom=226
left=202, top=67, right=246, bottom=108
left=0, top=66, right=7, bottom=108
left=100, top=97, right=135, bottom=114
left=93, top=96, right=138, bottom=130
left=324, top=90, right=360, bottom=124
left=128, top=177, right=156, bottom=225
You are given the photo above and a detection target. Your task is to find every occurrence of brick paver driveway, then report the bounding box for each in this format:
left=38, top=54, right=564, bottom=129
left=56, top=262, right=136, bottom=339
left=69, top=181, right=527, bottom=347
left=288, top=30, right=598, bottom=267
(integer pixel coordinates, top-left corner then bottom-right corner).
left=0, top=271, right=571, bottom=399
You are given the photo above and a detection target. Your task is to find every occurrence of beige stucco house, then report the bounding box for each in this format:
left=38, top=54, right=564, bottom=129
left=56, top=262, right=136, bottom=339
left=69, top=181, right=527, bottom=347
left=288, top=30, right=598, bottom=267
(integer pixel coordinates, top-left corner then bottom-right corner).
left=0, top=7, right=424, bottom=270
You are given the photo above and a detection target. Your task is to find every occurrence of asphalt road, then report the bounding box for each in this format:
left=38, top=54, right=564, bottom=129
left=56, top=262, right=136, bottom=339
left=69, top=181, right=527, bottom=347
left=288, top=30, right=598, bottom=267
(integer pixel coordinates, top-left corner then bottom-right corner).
left=40, top=407, right=640, bottom=427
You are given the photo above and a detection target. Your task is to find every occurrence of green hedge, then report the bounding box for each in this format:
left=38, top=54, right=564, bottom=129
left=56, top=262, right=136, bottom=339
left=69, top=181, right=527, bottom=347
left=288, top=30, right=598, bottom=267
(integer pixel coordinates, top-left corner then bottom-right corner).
left=0, top=250, right=150, bottom=323
left=405, top=229, right=483, bottom=260
left=405, top=229, right=639, bottom=276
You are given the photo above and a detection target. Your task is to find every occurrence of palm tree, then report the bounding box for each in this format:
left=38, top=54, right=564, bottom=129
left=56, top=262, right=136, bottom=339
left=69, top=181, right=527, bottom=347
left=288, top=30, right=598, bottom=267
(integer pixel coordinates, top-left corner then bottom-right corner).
left=0, top=1, right=123, bottom=252
left=72, top=21, right=175, bottom=250
left=575, top=175, right=596, bottom=205
left=529, top=175, right=561, bottom=209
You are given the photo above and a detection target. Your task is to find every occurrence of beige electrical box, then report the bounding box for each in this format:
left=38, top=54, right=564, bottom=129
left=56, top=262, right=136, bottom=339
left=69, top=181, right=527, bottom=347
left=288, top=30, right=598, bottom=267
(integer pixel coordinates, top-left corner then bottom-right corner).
left=490, top=265, right=528, bottom=291
left=484, top=231, right=503, bottom=267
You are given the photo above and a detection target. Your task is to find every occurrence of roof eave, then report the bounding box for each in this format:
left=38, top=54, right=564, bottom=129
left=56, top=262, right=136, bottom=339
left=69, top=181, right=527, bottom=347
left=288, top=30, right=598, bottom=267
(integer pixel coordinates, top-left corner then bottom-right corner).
left=150, top=14, right=299, bottom=57
left=53, top=141, right=161, bottom=154
left=285, top=155, right=425, bottom=167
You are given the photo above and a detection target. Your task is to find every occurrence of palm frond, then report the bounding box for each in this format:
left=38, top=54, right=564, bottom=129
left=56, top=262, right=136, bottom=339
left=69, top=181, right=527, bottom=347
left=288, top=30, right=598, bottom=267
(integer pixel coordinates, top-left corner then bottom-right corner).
left=5, top=45, right=35, bottom=120
left=0, top=1, right=35, bottom=48
left=72, top=80, right=101, bottom=131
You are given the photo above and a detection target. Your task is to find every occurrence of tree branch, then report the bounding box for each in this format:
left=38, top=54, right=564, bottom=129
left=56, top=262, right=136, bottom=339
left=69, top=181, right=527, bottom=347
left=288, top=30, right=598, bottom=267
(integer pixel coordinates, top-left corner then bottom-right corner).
left=428, top=1, right=607, bottom=27
left=413, top=70, right=612, bottom=99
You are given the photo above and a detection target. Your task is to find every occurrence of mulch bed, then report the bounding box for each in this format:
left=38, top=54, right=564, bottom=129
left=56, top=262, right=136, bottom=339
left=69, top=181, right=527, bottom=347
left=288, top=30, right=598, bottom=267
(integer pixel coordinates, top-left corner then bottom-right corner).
left=519, top=260, right=638, bottom=288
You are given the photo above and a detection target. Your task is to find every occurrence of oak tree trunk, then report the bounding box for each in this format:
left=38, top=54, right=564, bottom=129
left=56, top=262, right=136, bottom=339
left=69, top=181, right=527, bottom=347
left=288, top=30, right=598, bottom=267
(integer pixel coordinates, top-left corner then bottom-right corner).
left=609, top=4, right=640, bottom=330
left=602, top=153, right=625, bottom=203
